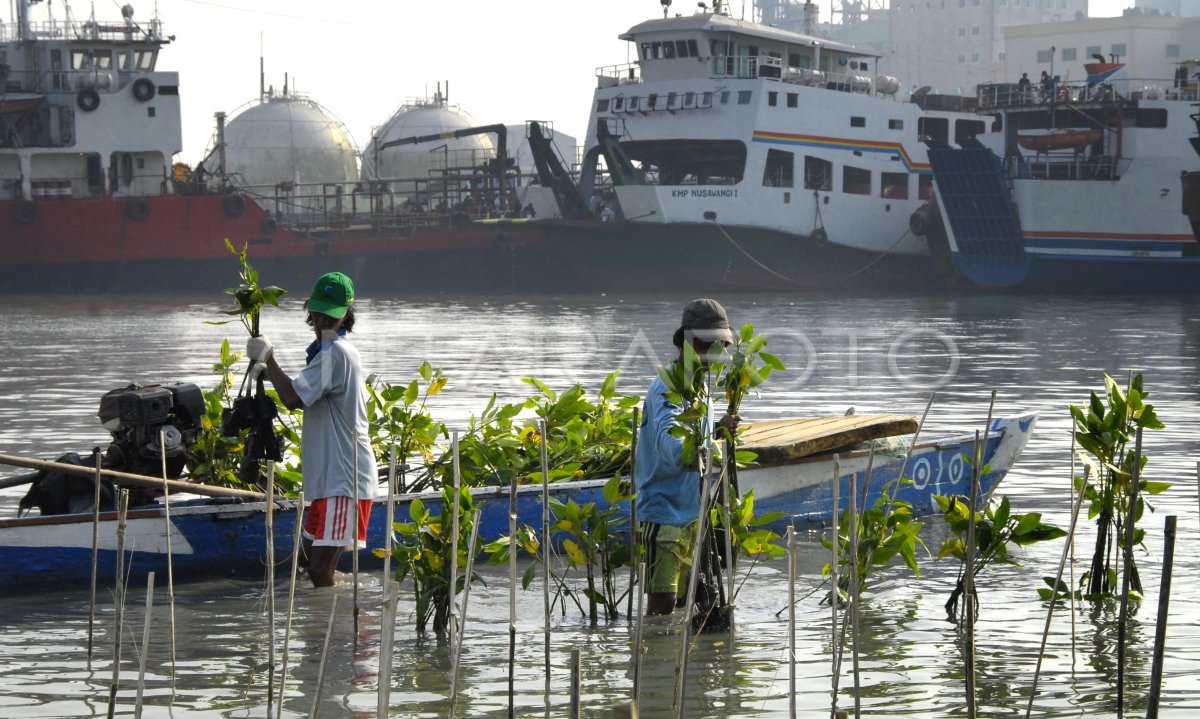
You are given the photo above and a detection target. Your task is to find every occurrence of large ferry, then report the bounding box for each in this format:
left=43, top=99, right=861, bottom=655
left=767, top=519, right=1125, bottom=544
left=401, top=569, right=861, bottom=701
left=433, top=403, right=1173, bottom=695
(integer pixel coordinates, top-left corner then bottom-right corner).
left=0, top=1, right=543, bottom=293
left=916, top=64, right=1200, bottom=292
left=523, top=1, right=990, bottom=291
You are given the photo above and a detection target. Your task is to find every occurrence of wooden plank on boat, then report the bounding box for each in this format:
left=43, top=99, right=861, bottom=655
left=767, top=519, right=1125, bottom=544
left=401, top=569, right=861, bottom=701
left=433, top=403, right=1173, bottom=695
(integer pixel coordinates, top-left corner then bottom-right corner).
left=739, top=415, right=918, bottom=464
left=0, top=452, right=267, bottom=501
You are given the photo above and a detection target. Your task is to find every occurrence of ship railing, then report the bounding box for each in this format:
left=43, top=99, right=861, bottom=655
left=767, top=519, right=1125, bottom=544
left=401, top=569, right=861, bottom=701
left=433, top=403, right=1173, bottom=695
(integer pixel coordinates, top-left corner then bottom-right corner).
left=979, top=76, right=1197, bottom=109
left=1004, top=153, right=1131, bottom=181
left=597, top=63, right=641, bottom=89
left=0, top=18, right=164, bottom=43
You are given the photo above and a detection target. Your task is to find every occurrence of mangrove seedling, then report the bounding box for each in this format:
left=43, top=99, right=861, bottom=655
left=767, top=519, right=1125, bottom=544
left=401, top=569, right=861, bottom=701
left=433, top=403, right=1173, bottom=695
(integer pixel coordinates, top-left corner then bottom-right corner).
left=1070, top=372, right=1167, bottom=599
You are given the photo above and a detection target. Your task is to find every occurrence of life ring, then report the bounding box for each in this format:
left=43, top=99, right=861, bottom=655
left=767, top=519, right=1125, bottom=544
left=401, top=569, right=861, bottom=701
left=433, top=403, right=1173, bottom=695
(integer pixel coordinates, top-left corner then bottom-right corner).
left=260, top=217, right=278, bottom=235
left=77, top=89, right=100, bottom=112
left=222, top=193, right=246, bottom=218
left=12, top=200, right=37, bottom=225
left=810, top=227, right=828, bottom=248
left=125, top=197, right=150, bottom=222
left=132, top=78, right=156, bottom=102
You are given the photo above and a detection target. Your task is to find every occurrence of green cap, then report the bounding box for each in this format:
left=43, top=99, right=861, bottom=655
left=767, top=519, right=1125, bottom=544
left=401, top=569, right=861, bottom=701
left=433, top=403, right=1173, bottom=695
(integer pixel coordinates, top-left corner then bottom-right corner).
left=307, top=272, right=355, bottom=319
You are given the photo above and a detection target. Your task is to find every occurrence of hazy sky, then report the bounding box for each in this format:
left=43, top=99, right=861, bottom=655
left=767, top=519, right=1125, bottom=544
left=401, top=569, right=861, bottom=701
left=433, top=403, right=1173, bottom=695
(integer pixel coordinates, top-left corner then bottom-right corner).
left=23, top=0, right=1135, bottom=162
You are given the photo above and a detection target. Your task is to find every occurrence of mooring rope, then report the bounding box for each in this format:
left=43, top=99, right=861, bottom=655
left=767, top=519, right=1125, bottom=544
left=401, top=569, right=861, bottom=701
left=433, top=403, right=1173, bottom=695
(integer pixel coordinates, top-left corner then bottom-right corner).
left=709, top=220, right=799, bottom=284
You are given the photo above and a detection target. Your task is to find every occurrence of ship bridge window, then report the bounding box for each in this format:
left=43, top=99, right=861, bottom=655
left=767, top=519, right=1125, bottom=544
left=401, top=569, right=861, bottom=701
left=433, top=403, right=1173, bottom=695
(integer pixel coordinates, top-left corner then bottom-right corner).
left=918, top=117, right=949, bottom=143
left=804, top=156, right=833, bottom=191
left=619, top=139, right=746, bottom=185
left=955, top=119, right=986, bottom=143
left=135, top=50, right=156, bottom=71
left=881, top=172, right=908, bottom=199
left=763, top=149, right=794, bottom=188
left=738, top=90, right=752, bottom=104
left=843, top=166, right=871, bottom=195
left=92, top=51, right=113, bottom=69
left=662, top=42, right=677, bottom=59
left=597, top=98, right=610, bottom=113
left=118, top=52, right=132, bottom=71
left=1136, top=108, right=1168, bottom=128
left=71, top=50, right=91, bottom=70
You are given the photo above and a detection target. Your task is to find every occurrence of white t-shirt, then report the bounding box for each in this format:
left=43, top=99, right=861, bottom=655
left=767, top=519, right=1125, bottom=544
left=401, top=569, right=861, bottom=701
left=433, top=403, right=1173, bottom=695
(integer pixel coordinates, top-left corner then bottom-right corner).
left=292, top=335, right=377, bottom=501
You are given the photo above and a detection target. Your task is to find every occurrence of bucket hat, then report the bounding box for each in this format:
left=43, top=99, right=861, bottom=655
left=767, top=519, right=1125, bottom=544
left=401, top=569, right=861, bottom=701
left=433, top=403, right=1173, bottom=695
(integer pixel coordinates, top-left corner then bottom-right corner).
left=672, top=298, right=734, bottom=347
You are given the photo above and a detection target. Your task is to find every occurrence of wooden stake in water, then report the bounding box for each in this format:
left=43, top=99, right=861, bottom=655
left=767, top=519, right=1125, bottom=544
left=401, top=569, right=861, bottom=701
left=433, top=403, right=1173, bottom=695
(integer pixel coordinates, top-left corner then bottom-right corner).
left=277, top=491, right=304, bottom=719
left=830, top=453, right=840, bottom=709
left=448, top=508, right=483, bottom=719
left=352, top=429, right=361, bottom=640
left=134, top=572, right=155, bottom=719
left=265, top=460, right=276, bottom=719
left=964, top=432, right=981, bottom=719
left=106, top=488, right=130, bottom=719
left=309, top=594, right=339, bottom=719
left=632, top=558, right=647, bottom=710
left=87, top=447, right=103, bottom=668
left=570, top=647, right=582, bottom=719
left=786, top=526, right=797, bottom=719
left=158, top=429, right=177, bottom=690
left=508, top=465, right=519, bottom=719
left=1147, top=515, right=1178, bottom=719
left=377, top=579, right=399, bottom=719
left=847, top=473, right=861, bottom=719
left=674, top=441, right=714, bottom=718
left=1117, top=426, right=1144, bottom=716
left=449, top=431, right=462, bottom=648
left=540, top=421, right=553, bottom=708
left=1025, top=467, right=1090, bottom=719
left=626, top=408, right=639, bottom=622
left=383, top=448, right=398, bottom=587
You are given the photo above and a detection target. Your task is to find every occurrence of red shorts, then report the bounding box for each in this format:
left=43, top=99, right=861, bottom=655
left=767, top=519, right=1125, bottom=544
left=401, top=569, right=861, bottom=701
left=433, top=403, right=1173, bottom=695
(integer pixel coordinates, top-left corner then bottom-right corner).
left=303, top=497, right=372, bottom=548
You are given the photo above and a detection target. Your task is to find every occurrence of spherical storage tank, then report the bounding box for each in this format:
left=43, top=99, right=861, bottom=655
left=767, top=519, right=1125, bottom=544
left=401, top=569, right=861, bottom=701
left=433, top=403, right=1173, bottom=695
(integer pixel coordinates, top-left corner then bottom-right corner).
left=219, top=94, right=359, bottom=186
left=361, top=93, right=493, bottom=181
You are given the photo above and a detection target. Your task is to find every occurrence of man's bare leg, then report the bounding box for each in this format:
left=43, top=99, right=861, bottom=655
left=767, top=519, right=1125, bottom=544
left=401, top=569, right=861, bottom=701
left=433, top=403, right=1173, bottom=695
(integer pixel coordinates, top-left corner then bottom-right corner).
left=307, top=545, right=345, bottom=587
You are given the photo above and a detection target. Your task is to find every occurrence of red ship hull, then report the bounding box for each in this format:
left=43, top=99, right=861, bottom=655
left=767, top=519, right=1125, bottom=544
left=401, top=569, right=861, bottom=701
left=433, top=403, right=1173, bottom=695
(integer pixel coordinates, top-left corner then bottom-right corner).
left=0, top=194, right=549, bottom=293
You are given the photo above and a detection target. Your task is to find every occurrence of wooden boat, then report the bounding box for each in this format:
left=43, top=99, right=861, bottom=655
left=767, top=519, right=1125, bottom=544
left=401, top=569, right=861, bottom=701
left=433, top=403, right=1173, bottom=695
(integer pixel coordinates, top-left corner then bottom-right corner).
left=1016, top=129, right=1102, bottom=153
left=0, top=413, right=1035, bottom=592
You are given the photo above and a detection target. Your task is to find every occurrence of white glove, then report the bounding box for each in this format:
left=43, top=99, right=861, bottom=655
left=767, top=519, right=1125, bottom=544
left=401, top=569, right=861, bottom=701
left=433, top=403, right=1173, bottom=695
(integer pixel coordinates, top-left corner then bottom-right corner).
left=246, top=335, right=273, bottom=365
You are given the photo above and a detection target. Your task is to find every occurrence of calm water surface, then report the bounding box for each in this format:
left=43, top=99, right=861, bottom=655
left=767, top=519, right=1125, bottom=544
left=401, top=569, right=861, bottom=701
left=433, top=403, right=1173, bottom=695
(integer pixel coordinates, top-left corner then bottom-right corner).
left=1, top=292, right=1199, bottom=718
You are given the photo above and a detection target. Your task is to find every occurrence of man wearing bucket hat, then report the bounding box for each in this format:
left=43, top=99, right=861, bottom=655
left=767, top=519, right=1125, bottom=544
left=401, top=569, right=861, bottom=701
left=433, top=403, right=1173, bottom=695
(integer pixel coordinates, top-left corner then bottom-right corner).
left=636, top=298, right=740, bottom=615
left=245, top=272, right=378, bottom=587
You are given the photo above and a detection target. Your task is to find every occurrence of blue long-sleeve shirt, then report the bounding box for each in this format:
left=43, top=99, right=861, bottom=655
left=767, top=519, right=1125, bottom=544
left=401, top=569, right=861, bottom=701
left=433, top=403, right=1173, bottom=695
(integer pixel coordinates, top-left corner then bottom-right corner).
left=634, top=375, right=700, bottom=527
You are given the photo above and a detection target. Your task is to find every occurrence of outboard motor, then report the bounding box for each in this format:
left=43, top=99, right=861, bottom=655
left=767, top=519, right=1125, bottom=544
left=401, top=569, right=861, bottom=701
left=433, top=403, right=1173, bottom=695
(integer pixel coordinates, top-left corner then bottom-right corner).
left=18, top=382, right=204, bottom=516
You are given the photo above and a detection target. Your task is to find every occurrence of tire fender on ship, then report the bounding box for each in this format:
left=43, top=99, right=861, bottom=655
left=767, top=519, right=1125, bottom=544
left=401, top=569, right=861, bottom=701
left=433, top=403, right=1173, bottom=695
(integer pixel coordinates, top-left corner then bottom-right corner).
left=132, top=78, right=156, bottom=102
left=77, top=89, right=100, bottom=112
left=810, top=227, right=829, bottom=248
left=909, top=205, right=933, bottom=237
left=125, top=197, right=150, bottom=222
left=260, top=217, right=278, bottom=235
left=222, top=193, right=247, bottom=218
left=12, top=200, right=37, bottom=225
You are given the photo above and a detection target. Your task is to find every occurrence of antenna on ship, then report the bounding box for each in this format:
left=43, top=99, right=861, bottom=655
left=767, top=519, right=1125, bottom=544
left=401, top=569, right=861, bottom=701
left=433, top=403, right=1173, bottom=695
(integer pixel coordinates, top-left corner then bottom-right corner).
left=803, top=0, right=817, bottom=35
left=260, top=33, right=266, bottom=102
left=661, top=0, right=671, bottom=18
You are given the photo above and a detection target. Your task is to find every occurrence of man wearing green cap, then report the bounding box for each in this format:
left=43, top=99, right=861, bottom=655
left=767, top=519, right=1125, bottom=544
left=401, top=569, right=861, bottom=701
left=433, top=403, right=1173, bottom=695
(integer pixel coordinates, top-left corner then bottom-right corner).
left=246, top=271, right=378, bottom=587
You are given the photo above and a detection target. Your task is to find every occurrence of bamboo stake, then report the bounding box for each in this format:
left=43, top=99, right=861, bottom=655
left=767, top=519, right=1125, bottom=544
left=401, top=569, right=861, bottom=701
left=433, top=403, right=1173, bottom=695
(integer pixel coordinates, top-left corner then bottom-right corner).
left=1024, top=466, right=1090, bottom=719
left=133, top=572, right=155, bottom=719
left=830, top=452, right=840, bottom=702
left=158, top=429, right=178, bottom=692
left=0, top=452, right=267, bottom=500
left=570, top=647, right=582, bottom=719
left=1147, top=515, right=1177, bottom=719
left=964, top=431, right=980, bottom=719
left=674, top=441, right=713, bottom=717
left=265, top=461, right=276, bottom=719
left=87, top=447, right=103, bottom=668
left=508, top=462, right=519, bottom=719
left=352, top=429, right=361, bottom=640
left=1069, top=433, right=1078, bottom=671
left=1117, top=426, right=1144, bottom=716
left=787, top=526, right=797, bottom=719
left=720, top=437, right=736, bottom=628
left=449, top=431, right=461, bottom=649
left=377, top=579, right=399, bottom=719
left=540, top=421, right=552, bottom=708
left=847, top=473, right=861, bottom=719
left=309, top=594, right=339, bottom=719
left=978, top=391, right=998, bottom=506
left=276, top=492, right=304, bottom=719
left=448, top=508, right=483, bottom=719
left=106, top=488, right=129, bottom=719
left=626, top=408, right=639, bottom=622
left=383, top=448, right=397, bottom=589
left=632, top=558, right=646, bottom=710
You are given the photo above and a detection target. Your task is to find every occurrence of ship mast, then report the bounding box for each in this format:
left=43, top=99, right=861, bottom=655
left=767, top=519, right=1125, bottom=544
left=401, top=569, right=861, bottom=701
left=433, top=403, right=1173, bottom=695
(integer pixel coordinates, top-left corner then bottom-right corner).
left=16, top=0, right=31, bottom=41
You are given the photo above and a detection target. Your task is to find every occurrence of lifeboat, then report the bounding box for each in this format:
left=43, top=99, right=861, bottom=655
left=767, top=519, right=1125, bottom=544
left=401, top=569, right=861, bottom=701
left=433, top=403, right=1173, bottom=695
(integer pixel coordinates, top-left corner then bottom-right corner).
left=1017, top=129, right=1102, bottom=153
left=0, top=93, right=45, bottom=115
